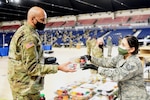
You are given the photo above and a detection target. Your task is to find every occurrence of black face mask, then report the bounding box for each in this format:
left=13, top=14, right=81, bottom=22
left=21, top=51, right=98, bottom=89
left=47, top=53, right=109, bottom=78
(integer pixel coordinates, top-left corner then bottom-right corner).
left=99, top=44, right=104, bottom=52
left=98, top=44, right=103, bottom=48
left=35, top=21, right=45, bottom=30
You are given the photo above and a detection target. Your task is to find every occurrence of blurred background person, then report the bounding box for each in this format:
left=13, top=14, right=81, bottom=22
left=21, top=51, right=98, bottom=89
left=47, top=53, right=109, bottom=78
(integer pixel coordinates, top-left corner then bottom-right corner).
left=90, top=37, right=104, bottom=76
left=106, top=36, right=113, bottom=57
left=118, top=35, right=122, bottom=46
left=92, top=37, right=104, bottom=58
left=86, top=37, right=92, bottom=55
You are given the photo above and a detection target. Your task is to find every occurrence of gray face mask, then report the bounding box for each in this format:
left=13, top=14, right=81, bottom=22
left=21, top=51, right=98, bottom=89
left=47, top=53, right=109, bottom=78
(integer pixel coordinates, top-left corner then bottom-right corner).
left=35, top=21, right=45, bottom=30
left=118, top=46, right=128, bottom=55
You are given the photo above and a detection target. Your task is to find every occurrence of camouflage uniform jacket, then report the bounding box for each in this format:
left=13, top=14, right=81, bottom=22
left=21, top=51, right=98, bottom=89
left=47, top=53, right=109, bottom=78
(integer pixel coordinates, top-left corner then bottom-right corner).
left=86, top=39, right=92, bottom=55
left=90, top=38, right=97, bottom=48
left=106, top=38, right=112, bottom=47
left=8, top=23, right=58, bottom=96
left=91, top=45, right=103, bottom=74
left=91, top=55, right=150, bottom=100
left=92, top=45, right=103, bottom=58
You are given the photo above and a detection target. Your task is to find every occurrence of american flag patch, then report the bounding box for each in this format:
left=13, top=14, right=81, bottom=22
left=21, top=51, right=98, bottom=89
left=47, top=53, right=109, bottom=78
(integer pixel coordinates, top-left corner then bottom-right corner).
left=26, top=42, right=34, bottom=49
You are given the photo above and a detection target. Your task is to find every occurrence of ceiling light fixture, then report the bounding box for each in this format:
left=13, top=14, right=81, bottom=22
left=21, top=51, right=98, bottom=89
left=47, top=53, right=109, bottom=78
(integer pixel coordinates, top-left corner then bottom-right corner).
left=113, top=0, right=129, bottom=8
left=14, top=0, right=20, bottom=3
left=6, top=0, right=9, bottom=3
left=75, top=0, right=106, bottom=10
left=10, top=0, right=20, bottom=3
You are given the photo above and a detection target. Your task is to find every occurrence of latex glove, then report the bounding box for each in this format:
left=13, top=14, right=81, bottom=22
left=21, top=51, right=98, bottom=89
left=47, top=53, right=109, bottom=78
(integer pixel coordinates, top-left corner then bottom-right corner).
left=44, top=57, right=57, bottom=64
left=82, top=64, right=98, bottom=71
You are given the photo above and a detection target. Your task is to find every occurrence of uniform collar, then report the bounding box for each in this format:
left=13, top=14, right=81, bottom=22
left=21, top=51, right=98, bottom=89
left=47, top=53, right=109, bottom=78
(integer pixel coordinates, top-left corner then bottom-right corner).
left=25, top=23, right=36, bottom=31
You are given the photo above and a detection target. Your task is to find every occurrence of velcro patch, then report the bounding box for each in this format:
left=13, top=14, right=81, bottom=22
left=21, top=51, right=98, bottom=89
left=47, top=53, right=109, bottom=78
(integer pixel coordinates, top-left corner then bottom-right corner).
left=26, top=42, right=34, bottom=49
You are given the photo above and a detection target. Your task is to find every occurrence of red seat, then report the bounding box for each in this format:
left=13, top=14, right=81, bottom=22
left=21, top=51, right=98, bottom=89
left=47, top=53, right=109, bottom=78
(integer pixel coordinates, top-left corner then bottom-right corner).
left=77, top=19, right=96, bottom=25
left=63, top=21, right=76, bottom=27
left=0, top=25, right=20, bottom=30
left=129, top=15, right=150, bottom=23
left=50, top=21, right=65, bottom=27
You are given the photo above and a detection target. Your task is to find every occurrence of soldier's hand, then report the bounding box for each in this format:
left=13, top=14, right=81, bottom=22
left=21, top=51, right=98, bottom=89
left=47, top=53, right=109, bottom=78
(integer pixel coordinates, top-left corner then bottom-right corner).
left=82, top=64, right=98, bottom=71
left=58, top=62, right=77, bottom=72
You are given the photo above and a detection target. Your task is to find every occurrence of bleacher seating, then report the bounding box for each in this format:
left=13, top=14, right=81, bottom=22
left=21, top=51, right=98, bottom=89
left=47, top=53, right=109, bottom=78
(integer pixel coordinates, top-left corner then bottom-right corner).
left=77, top=19, right=97, bottom=26
left=92, top=15, right=150, bottom=25
left=0, top=33, right=2, bottom=46
left=46, top=22, right=54, bottom=28
left=129, top=15, right=150, bottom=23
left=5, top=32, right=14, bottom=45
left=50, top=21, right=65, bottom=27
left=10, top=25, right=20, bottom=30
left=0, top=26, right=10, bottom=30
left=96, top=29, right=108, bottom=37
left=105, top=29, right=134, bottom=45
left=0, top=32, right=14, bottom=46
left=96, top=17, right=113, bottom=25
left=96, top=16, right=129, bottom=25
left=63, top=21, right=76, bottom=27
left=0, top=13, right=150, bottom=48
left=114, top=16, right=129, bottom=24
left=0, top=25, right=20, bottom=31
left=137, top=28, right=150, bottom=39
left=0, top=27, right=150, bottom=48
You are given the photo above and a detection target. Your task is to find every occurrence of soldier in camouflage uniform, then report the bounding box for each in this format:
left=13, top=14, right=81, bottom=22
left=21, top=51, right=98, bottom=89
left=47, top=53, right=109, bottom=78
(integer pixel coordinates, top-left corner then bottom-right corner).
left=83, top=36, right=150, bottom=100
left=91, top=37, right=104, bottom=58
left=8, top=6, right=76, bottom=100
left=69, top=38, right=73, bottom=49
left=86, top=37, right=92, bottom=55
left=90, top=37, right=104, bottom=74
left=106, top=36, right=113, bottom=57
left=90, top=36, right=97, bottom=49
left=86, top=36, right=97, bottom=56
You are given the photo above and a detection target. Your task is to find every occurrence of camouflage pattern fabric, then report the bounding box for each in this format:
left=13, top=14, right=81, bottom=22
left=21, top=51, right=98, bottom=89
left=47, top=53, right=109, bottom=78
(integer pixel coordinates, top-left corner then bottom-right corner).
left=8, top=23, right=58, bottom=99
left=11, top=91, right=40, bottom=100
left=69, top=39, right=73, bottom=48
left=106, top=37, right=113, bottom=57
left=86, top=38, right=92, bottom=55
left=91, top=45, right=103, bottom=74
left=86, top=38, right=97, bottom=55
left=91, top=55, right=150, bottom=100
left=92, top=45, right=103, bottom=58
left=90, top=38, right=97, bottom=49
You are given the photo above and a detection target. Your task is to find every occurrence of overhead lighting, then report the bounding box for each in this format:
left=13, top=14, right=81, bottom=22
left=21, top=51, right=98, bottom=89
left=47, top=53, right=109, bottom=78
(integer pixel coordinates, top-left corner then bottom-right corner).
left=14, top=0, right=20, bottom=3
left=75, top=0, right=106, bottom=10
left=10, top=0, right=20, bottom=3
left=6, top=0, right=9, bottom=3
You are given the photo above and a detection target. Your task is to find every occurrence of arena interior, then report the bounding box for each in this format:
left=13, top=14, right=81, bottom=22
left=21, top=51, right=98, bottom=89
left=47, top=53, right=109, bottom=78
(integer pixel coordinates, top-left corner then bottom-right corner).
left=0, top=0, right=150, bottom=100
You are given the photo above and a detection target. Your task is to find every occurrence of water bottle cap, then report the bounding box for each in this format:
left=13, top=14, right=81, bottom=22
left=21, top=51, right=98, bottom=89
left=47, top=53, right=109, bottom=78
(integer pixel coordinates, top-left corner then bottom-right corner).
left=40, top=94, right=45, bottom=97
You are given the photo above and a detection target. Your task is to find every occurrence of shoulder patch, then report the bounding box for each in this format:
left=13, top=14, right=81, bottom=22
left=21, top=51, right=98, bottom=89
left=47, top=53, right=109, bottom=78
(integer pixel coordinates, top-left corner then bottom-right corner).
left=26, top=42, right=34, bottom=49
left=126, top=64, right=134, bottom=71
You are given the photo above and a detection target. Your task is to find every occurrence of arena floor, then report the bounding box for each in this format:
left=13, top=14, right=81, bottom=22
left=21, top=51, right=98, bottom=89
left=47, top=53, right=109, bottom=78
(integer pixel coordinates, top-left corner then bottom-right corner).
left=0, top=46, right=145, bottom=100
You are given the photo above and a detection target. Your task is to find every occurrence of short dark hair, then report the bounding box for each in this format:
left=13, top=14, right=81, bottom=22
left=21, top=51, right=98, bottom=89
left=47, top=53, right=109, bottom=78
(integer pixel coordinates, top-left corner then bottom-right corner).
left=125, top=35, right=139, bottom=55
